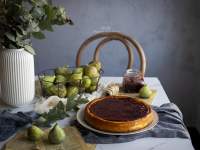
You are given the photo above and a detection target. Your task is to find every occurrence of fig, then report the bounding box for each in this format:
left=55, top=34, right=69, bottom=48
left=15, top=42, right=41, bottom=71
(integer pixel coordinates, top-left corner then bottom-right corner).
left=50, top=84, right=67, bottom=98
left=67, top=86, right=79, bottom=97
left=82, top=76, right=92, bottom=88
left=55, top=75, right=67, bottom=84
left=48, top=124, right=66, bottom=144
left=139, top=84, right=152, bottom=98
left=27, top=125, right=44, bottom=141
left=42, top=75, right=55, bottom=88
left=84, top=66, right=99, bottom=78
left=55, top=66, right=71, bottom=76
left=89, top=60, right=102, bottom=71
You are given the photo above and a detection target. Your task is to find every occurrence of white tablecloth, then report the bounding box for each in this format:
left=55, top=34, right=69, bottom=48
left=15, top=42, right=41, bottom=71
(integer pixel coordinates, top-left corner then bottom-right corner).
left=0, top=77, right=194, bottom=150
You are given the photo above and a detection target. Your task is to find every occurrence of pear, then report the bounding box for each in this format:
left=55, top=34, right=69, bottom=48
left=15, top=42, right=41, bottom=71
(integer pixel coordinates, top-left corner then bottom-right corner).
left=70, top=73, right=82, bottom=81
left=73, top=67, right=83, bottom=74
left=139, top=84, right=152, bottom=98
left=86, top=85, right=97, bottom=93
left=48, top=124, right=66, bottom=144
left=84, top=66, right=99, bottom=78
left=42, top=75, right=55, bottom=88
left=50, top=84, right=67, bottom=98
left=27, top=125, right=44, bottom=141
left=89, top=60, right=102, bottom=71
left=91, top=77, right=99, bottom=86
left=55, top=75, right=67, bottom=84
left=67, top=86, right=79, bottom=97
left=82, top=76, right=92, bottom=88
left=55, top=66, right=71, bottom=76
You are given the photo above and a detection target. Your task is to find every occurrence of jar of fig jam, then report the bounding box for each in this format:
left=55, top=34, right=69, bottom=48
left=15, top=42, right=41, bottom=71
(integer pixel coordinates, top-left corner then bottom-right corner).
left=122, top=69, right=144, bottom=93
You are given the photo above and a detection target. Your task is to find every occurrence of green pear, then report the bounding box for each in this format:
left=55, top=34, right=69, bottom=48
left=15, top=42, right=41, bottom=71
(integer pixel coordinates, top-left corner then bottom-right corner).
left=89, top=60, right=102, bottom=71
left=55, top=66, right=71, bottom=76
left=27, top=125, right=44, bottom=141
left=82, top=76, right=92, bottom=88
left=139, top=84, right=152, bottom=98
left=55, top=75, right=67, bottom=84
left=73, top=67, right=83, bottom=74
left=91, top=77, right=99, bottom=86
left=86, top=85, right=97, bottom=93
left=42, top=75, right=55, bottom=88
left=70, top=73, right=82, bottom=81
left=50, top=84, right=67, bottom=98
left=67, top=86, right=79, bottom=97
left=84, top=66, right=99, bottom=78
left=48, top=124, right=66, bottom=144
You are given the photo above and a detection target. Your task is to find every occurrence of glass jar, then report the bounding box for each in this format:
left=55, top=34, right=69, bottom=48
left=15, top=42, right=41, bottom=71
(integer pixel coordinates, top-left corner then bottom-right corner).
left=122, top=69, right=144, bottom=93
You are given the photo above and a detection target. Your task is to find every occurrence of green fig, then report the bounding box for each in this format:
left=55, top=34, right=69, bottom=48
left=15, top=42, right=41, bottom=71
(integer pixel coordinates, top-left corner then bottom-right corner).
left=27, top=125, right=44, bottom=141
left=84, top=66, right=99, bottom=78
left=67, top=86, right=79, bottom=97
left=82, top=76, right=92, bottom=88
left=48, top=124, right=66, bottom=144
left=49, top=84, right=67, bottom=98
left=55, top=75, right=67, bottom=84
left=55, top=66, right=71, bottom=76
left=89, top=60, right=102, bottom=71
left=42, top=75, right=55, bottom=88
left=139, top=84, right=152, bottom=98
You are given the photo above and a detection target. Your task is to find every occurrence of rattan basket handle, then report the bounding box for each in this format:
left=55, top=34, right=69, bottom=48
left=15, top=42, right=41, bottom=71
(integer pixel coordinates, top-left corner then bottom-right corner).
left=76, top=32, right=146, bottom=75
left=93, top=37, right=133, bottom=69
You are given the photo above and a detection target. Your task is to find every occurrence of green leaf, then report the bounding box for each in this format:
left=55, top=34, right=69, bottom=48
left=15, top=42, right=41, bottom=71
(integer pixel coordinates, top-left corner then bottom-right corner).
left=77, top=98, right=89, bottom=104
left=66, top=96, right=77, bottom=111
left=40, top=101, right=69, bottom=126
left=32, top=32, right=45, bottom=39
left=44, top=5, right=55, bottom=21
left=46, top=25, right=53, bottom=32
left=24, top=45, right=35, bottom=55
left=8, top=43, right=17, bottom=49
left=5, top=32, right=16, bottom=42
left=31, top=7, right=44, bottom=18
left=39, top=19, right=53, bottom=31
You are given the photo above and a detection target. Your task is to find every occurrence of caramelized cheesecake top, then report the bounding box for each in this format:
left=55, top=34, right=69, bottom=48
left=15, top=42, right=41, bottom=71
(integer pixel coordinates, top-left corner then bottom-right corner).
left=89, top=97, right=150, bottom=121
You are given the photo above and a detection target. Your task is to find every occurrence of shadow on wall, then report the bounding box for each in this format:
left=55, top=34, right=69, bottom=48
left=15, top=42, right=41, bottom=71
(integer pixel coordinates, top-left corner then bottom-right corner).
left=33, top=0, right=200, bottom=129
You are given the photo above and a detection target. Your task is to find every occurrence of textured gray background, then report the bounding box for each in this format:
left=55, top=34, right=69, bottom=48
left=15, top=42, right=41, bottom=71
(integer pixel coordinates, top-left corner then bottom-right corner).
left=33, top=0, right=200, bottom=128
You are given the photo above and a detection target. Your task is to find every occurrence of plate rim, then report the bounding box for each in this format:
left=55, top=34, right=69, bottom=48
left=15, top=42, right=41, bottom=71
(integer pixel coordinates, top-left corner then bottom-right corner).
left=76, top=105, right=159, bottom=135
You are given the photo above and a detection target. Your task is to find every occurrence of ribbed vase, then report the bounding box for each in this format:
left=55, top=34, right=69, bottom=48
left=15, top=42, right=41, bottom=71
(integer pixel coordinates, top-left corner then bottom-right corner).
left=0, top=49, right=35, bottom=106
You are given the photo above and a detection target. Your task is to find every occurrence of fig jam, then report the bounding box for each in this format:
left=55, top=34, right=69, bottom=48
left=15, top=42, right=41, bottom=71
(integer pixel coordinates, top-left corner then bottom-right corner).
left=122, top=69, right=144, bottom=93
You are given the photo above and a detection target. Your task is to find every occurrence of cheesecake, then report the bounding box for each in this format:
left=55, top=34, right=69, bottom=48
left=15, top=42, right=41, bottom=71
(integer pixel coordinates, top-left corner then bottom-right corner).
left=84, top=96, right=154, bottom=132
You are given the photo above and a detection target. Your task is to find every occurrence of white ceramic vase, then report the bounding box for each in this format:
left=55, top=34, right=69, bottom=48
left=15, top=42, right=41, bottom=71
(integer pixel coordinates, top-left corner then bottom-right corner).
left=0, top=48, right=35, bottom=106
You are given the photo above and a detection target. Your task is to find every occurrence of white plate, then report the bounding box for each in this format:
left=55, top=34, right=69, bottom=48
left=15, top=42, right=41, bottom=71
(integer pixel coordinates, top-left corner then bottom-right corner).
left=76, top=105, right=159, bottom=135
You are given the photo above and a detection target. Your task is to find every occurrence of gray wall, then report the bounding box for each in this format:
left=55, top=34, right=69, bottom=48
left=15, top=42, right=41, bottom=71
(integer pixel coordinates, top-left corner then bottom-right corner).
left=33, top=0, right=200, bottom=127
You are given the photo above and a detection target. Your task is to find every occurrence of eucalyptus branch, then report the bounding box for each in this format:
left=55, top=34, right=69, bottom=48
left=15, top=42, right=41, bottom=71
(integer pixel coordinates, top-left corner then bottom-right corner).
left=0, top=0, right=73, bottom=54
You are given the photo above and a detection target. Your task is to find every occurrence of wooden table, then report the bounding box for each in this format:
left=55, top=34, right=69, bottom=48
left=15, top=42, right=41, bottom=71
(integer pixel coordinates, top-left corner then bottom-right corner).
left=0, top=77, right=195, bottom=150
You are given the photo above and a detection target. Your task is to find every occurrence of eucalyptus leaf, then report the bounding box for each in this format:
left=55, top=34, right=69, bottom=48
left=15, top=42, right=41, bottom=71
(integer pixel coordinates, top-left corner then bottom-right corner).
left=5, top=32, right=15, bottom=42
left=0, top=0, right=73, bottom=54
left=24, top=45, right=35, bottom=55
left=35, top=96, right=89, bottom=126
left=32, top=32, right=45, bottom=39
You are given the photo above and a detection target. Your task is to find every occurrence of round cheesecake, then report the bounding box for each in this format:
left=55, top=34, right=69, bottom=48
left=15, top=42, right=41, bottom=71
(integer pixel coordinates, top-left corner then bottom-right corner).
left=84, top=96, right=154, bottom=132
